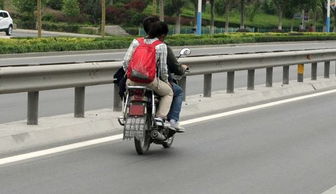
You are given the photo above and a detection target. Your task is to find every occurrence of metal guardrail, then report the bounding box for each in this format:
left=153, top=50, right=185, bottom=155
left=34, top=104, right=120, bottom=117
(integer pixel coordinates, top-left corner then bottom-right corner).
left=1, top=49, right=336, bottom=125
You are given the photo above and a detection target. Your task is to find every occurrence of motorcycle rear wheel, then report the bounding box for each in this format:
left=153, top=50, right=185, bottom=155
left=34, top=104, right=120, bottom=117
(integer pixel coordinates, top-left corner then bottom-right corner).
left=134, top=119, right=151, bottom=155
left=134, top=135, right=150, bottom=155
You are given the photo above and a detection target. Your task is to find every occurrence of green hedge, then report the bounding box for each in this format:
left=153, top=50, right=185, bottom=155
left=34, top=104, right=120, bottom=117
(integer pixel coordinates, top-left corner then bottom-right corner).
left=1, top=33, right=336, bottom=54
left=43, top=22, right=81, bottom=33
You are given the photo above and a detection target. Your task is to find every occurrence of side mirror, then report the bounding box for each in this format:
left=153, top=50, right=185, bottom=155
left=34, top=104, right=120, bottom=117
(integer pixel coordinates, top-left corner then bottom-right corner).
left=179, top=48, right=191, bottom=56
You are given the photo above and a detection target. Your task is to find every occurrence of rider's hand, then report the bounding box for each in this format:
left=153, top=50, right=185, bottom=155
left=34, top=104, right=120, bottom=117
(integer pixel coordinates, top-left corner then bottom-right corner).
left=181, top=64, right=189, bottom=71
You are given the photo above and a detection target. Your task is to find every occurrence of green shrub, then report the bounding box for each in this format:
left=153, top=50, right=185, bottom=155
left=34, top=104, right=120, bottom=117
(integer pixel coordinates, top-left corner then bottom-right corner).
left=43, top=22, right=80, bottom=33
left=1, top=33, right=336, bottom=54
left=62, top=0, right=80, bottom=17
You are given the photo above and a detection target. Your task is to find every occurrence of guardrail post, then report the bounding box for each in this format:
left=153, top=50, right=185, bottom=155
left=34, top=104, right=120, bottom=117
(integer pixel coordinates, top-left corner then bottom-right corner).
left=203, top=74, right=212, bottom=97
left=227, top=71, right=235, bottom=93
left=298, top=64, right=304, bottom=82
left=113, top=84, right=122, bottom=112
left=247, top=69, right=255, bottom=90
left=179, top=76, right=187, bottom=101
left=266, top=67, right=273, bottom=87
left=311, top=63, right=317, bottom=80
left=324, top=61, right=330, bottom=78
left=27, top=91, right=39, bottom=125
left=283, top=65, right=289, bottom=85
left=74, top=87, right=85, bottom=117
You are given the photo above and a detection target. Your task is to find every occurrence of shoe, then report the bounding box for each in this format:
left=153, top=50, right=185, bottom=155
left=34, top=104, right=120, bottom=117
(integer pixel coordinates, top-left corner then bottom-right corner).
left=154, top=117, right=165, bottom=127
left=170, top=120, right=185, bottom=133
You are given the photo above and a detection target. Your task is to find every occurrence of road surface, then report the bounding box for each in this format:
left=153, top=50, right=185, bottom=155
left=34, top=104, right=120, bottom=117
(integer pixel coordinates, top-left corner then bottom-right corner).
left=0, top=91, right=335, bottom=194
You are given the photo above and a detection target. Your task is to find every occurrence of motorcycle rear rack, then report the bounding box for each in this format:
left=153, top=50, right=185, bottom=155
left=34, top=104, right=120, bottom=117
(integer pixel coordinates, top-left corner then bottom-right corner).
left=123, top=116, right=146, bottom=140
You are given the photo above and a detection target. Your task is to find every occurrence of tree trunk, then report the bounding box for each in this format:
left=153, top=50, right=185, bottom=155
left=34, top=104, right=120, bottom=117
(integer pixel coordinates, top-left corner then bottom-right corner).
left=159, top=0, right=164, bottom=22
left=175, top=14, right=181, bottom=34
left=334, top=11, right=336, bottom=32
left=300, top=9, right=305, bottom=31
left=313, top=11, right=317, bottom=31
left=240, top=0, right=245, bottom=29
left=278, top=8, right=283, bottom=30
left=225, top=3, right=230, bottom=33
left=322, top=2, right=327, bottom=32
left=210, top=0, right=215, bottom=34
left=159, top=0, right=164, bottom=21
left=153, top=0, right=157, bottom=15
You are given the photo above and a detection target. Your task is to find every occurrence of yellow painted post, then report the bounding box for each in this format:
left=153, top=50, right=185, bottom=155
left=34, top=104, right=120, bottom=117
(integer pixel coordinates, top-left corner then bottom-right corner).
left=298, top=64, right=304, bottom=82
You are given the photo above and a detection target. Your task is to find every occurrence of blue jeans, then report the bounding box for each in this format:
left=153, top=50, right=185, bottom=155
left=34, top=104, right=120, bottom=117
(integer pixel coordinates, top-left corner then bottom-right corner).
left=167, top=83, right=183, bottom=122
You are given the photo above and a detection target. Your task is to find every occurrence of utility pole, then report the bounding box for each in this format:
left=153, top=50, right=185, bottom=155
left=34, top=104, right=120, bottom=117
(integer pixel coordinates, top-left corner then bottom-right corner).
left=327, top=0, right=331, bottom=32
left=101, top=0, right=106, bottom=37
left=159, top=0, right=164, bottom=21
left=37, top=0, right=42, bottom=38
left=196, top=0, right=202, bottom=35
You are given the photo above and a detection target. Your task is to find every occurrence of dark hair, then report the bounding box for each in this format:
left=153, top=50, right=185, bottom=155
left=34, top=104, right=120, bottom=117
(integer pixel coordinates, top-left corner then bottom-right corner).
left=142, top=16, right=160, bottom=34
left=148, top=21, right=169, bottom=38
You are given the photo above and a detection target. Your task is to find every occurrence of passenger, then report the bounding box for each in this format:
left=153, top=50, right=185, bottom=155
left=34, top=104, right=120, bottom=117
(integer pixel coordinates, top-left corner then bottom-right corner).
left=122, top=21, right=174, bottom=127
left=143, top=16, right=188, bottom=132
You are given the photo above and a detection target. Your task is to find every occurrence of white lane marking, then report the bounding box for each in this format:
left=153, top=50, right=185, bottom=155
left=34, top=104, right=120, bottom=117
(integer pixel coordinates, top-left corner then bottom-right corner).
left=180, top=89, right=336, bottom=126
left=322, top=185, right=336, bottom=194
left=1, top=89, right=336, bottom=166
left=0, top=134, right=122, bottom=166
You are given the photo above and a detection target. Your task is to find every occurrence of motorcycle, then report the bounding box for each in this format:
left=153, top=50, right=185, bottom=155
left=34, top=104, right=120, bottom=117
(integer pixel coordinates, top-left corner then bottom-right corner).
left=118, top=48, right=191, bottom=155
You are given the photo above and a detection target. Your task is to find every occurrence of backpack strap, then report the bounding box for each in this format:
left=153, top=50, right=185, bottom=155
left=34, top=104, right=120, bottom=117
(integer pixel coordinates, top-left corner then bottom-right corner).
left=136, top=37, right=145, bottom=45
left=136, top=37, right=163, bottom=48
left=151, top=40, right=163, bottom=47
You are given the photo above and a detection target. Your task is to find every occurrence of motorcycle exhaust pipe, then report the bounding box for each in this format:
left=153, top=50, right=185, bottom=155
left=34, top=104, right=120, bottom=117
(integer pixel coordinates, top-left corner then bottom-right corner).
left=151, top=130, right=166, bottom=141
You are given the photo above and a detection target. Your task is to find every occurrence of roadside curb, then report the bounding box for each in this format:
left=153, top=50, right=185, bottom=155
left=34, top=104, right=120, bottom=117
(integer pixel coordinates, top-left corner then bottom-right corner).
left=1, top=77, right=336, bottom=156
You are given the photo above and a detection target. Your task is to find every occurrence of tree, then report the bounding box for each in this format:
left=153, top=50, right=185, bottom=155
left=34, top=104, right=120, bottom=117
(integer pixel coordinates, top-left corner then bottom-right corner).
left=80, top=0, right=101, bottom=24
left=332, top=2, right=336, bottom=31
left=165, top=0, right=186, bottom=34
left=159, top=0, right=164, bottom=21
left=47, top=0, right=63, bottom=10
left=0, top=0, right=4, bottom=9
left=209, top=0, right=215, bottom=34
left=62, top=0, right=80, bottom=17
left=13, top=0, right=37, bottom=28
left=215, top=0, right=238, bottom=32
left=13, top=0, right=36, bottom=15
left=152, top=0, right=157, bottom=15
left=290, top=0, right=313, bottom=30
left=272, top=0, right=291, bottom=30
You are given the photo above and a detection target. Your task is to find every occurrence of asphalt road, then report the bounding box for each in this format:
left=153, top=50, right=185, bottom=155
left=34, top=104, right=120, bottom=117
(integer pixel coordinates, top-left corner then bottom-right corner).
left=1, top=91, right=336, bottom=194
left=2, top=41, right=336, bottom=66
left=10, top=29, right=99, bottom=38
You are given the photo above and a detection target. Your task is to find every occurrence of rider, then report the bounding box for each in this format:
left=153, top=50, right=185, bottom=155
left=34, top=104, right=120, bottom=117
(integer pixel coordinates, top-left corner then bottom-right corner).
left=143, top=16, right=188, bottom=132
left=122, top=21, right=174, bottom=128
